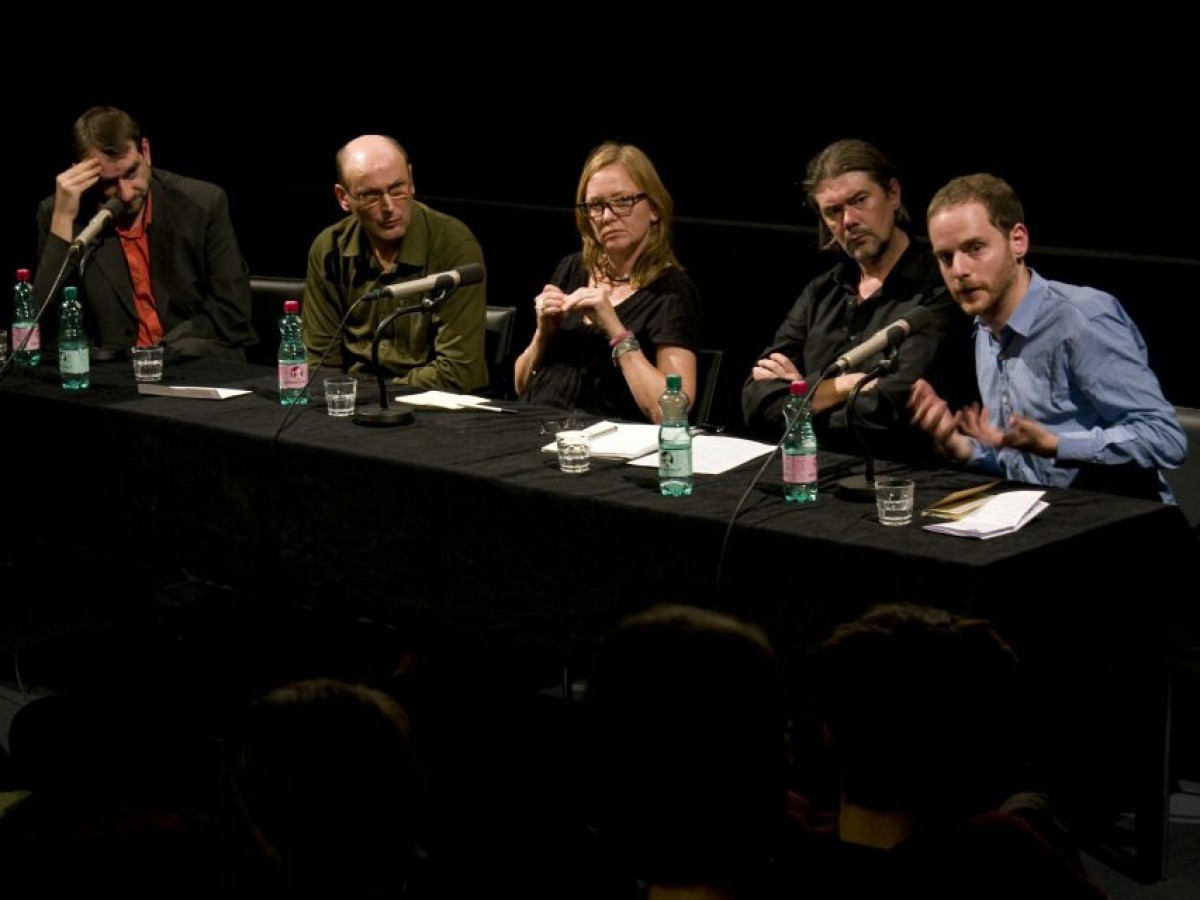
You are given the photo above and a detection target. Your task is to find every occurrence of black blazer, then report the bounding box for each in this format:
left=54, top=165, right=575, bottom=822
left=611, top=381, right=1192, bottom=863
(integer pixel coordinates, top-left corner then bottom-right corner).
left=34, top=168, right=257, bottom=361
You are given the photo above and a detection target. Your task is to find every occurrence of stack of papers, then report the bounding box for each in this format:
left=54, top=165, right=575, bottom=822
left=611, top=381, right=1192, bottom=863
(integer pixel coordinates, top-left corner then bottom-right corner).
left=400, top=391, right=494, bottom=410
left=923, top=490, right=1048, bottom=539
left=628, top=435, right=775, bottom=475
left=539, top=421, right=776, bottom=474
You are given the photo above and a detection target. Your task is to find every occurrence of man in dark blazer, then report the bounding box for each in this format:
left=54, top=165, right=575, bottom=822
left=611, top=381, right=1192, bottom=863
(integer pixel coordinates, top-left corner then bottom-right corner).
left=34, top=106, right=256, bottom=362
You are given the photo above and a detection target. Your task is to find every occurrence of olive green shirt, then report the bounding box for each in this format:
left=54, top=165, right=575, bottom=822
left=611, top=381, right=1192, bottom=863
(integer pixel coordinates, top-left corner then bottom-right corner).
left=303, top=201, right=488, bottom=392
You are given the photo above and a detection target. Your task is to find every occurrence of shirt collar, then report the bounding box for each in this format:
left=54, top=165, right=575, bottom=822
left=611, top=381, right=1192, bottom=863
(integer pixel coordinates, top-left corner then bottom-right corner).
left=830, top=237, right=930, bottom=298
left=342, top=201, right=430, bottom=280
left=984, top=268, right=1046, bottom=339
left=115, top=185, right=154, bottom=239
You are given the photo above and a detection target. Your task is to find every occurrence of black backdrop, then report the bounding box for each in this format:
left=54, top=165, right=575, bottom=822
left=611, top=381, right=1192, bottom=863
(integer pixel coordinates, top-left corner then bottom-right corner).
left=9, top=51, right=1198, bottom=428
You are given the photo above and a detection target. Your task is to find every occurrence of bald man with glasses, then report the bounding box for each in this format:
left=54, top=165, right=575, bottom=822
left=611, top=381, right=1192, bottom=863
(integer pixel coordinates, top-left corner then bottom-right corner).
left=302, top=134, right=487, bottom=392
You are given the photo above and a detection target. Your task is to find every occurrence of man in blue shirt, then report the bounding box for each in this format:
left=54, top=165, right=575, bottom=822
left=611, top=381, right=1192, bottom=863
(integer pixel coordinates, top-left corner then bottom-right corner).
left=909, top=173, right=1185, bottom=503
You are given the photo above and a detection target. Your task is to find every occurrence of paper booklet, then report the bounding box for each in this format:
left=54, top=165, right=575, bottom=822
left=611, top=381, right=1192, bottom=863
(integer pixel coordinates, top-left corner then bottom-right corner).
left=137, top=384, right=252, bottom=400
left=923, top=489, right=1048, bottom=539
left=541, top=421, right=660, bottom=460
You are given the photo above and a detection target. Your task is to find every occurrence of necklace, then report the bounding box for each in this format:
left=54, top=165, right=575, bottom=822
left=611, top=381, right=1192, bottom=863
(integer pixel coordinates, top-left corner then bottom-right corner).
left=597, top=262, right=632, bottom=285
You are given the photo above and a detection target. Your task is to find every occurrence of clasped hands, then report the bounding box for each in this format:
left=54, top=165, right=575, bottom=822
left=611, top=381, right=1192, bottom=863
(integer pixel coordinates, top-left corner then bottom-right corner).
left=908, top=378, right=1058, bottom=460
left=533, top=283, right=618, bottom=335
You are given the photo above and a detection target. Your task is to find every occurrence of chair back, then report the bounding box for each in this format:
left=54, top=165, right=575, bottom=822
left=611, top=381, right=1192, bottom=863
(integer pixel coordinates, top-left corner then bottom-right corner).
left=694, top=348, right=724, bottom=426
left=485, top=305, right=517, bottom=398
left=249, top=276, right=307, bottom=367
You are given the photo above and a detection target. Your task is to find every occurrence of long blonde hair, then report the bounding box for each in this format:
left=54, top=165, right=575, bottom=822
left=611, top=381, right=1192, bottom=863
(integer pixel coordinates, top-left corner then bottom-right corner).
left=575, top=141, right=681, bottom=287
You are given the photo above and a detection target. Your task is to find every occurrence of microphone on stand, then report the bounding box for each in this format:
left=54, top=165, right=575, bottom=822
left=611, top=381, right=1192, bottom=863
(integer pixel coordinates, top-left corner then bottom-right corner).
left=71, top=197, right=126, bottom=252
left=360, top=263, right=483, bottom=302
left=821, top=305, right=934, bottom=378
left=353, top=263, right=486, bottom=427
left=835, top=354, right=899, bottom=500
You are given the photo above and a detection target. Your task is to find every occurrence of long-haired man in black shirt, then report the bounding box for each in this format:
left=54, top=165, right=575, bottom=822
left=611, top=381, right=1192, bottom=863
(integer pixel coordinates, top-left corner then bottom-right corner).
left=741, top=139, right=975, bottom=464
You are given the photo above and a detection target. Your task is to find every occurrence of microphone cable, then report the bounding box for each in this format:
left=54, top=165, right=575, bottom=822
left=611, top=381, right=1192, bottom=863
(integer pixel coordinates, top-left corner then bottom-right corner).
left=713, top=371, right=827, bottom=605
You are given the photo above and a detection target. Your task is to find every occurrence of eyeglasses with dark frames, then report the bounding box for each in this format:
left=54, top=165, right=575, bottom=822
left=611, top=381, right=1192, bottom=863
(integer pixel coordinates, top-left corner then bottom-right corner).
left=577, top=193, right=648, bottom=220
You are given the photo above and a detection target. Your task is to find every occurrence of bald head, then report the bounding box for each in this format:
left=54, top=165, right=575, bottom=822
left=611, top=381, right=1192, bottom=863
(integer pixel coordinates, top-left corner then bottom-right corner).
left=336, top=134, right=409, bottom=187
left=334, top=134, right=417, bottom=251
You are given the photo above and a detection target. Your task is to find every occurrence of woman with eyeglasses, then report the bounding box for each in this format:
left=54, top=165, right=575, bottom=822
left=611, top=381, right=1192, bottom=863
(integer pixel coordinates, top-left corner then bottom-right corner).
left=513, top=142, right=703, bottom=423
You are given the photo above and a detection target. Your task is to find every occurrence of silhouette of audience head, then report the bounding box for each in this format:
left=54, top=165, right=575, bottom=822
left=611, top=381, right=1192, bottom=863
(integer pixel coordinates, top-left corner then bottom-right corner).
left=811, top=602, right=1027, bottom=830
left=584, top=603, right=791, bottom=894
left=224, top=676, right=419, bottom=897
left=0, top=694, right=229, bottom=898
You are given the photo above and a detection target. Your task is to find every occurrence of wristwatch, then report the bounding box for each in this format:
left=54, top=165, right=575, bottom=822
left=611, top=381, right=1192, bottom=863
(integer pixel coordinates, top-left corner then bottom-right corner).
left=611, top=335, right=641, bottom=365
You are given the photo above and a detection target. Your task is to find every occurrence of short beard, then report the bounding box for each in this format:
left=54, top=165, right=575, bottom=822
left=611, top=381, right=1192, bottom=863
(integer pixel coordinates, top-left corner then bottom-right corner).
left=846, top=231, right=886, bottom=264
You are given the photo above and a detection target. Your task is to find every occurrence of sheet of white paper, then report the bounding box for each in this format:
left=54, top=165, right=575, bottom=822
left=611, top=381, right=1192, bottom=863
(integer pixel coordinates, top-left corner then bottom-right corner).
left=137, top=384, right=252, bottom=400
left=627, top=434, right=776, bottom=475
left=400, top=390, right=493, bottom=410
left=923, top=490, right=1048, bottom=539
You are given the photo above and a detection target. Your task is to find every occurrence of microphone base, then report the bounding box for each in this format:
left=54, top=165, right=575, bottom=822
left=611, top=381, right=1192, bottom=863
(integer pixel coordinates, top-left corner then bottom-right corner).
left=835, top=474, right=877, bottom=501
left=353, top=404, right=415, bottom=427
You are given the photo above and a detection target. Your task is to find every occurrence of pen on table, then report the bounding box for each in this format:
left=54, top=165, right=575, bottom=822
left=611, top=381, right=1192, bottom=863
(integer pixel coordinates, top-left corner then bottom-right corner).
left=586, top=424, right=618, bottom=438
left=475, top=404, right=518, bottom=415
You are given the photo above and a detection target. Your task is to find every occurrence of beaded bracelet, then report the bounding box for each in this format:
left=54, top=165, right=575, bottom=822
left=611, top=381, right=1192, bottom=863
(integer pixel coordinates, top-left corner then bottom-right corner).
left=611, top=335, right=641, bottom=366
left=608, top=329, right=633, bottom=348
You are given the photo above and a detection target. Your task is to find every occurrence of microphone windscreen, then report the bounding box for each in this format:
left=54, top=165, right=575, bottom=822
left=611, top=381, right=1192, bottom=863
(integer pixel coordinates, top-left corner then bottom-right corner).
left=101, top=196, right=126, bottom=217
left=457, top=263, right=485, bottom=286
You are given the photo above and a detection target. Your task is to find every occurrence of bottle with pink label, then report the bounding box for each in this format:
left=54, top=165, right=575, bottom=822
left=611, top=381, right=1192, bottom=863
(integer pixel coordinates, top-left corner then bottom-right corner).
left=12, top=268, right=41, bottom=368
left=277, top=299, right=308, bottom=406
left=783, top=379, right=818, bottom=503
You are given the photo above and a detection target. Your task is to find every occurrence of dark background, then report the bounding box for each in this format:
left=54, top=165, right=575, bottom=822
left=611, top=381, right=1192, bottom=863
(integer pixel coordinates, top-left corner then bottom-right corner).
left=8, top=45, right=1198, bottom=428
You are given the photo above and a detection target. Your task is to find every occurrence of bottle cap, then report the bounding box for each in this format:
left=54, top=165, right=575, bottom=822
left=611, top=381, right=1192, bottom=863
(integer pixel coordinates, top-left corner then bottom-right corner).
left=283, top=299, right=300, bottom=313
left=666, top=373, right=682, bottom=391
left=16, top=268, right=30, bottom=281
left=63, top=286, right=78, bottom=300
left=790, top=379, right=808, bottom=396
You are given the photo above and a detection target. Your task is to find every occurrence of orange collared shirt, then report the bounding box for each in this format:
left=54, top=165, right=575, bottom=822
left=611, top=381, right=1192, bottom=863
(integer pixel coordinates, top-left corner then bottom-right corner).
left=115, top=191, right=164, bottom=347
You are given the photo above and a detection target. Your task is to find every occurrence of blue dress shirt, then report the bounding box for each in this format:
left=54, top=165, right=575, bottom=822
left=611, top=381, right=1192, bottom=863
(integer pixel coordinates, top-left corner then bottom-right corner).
left=965, top=271, right=1186, bottom=502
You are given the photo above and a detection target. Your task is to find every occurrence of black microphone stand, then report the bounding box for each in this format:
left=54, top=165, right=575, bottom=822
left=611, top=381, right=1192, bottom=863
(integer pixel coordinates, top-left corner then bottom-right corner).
left=352, top=287, right=449, bottom=427
left=835, top=350, right=899, bottom=500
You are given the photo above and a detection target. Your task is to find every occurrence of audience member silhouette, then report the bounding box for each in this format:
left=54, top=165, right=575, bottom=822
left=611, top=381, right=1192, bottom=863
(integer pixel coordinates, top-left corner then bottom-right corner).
left=0, top=693, right=229, bottom=898
left=220, top=676, right=421, bottom=899
left=791, top=601, right=1108, bottom=898
left=583, top=603, right=793, bottom=899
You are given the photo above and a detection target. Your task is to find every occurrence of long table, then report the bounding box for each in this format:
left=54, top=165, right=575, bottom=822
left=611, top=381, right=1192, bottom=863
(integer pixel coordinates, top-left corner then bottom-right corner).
left=1, top=355, right=1193, bottom=881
